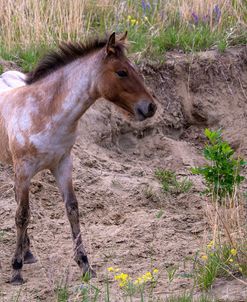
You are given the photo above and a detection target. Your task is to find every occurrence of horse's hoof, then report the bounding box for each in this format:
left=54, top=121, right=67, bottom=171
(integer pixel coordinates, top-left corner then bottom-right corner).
left=9, top=274, right=25, bottom=285
left=24, top=250, right=37, bottom=264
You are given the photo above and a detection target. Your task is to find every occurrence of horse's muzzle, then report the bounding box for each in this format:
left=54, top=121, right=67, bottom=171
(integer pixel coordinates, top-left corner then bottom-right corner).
left=135, top=100, right=157, bottom=121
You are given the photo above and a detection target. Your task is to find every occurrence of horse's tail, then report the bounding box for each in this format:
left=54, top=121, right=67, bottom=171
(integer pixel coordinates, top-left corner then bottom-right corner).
left=0, top=70, right=26, bottom=93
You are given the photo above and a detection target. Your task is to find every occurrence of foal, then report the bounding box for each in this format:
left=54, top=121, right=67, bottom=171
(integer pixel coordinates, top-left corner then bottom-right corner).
left=0, top=32, right=156, bottom=284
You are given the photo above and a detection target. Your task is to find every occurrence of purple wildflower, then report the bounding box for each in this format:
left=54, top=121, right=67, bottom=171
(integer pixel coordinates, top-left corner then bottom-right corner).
left=191, top=12, right=199, bottom=25
left=213, top=4, right=221, bottom=22
left=141, top=0, right=151, bottom=13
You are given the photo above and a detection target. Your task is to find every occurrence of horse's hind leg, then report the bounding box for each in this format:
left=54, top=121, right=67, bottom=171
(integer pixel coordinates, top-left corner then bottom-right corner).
left=14, top=185, right=36, bottom=265
left=10, top=166, right=31, bottom=285
left=23, top=231, right=36, bottom=264
left=51, top=154, right=95, bottom=278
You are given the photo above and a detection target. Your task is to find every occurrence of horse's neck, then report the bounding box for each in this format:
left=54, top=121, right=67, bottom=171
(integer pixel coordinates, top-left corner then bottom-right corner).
left=44, top=53, right=100, bottom=125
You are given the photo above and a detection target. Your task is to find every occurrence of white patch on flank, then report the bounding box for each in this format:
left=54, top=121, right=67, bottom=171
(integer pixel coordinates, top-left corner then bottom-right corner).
left=17, top=112, right=32, bottom=132
left=3, top=95, right=40, bottom=147
left=17, top=97, right=39, bottom=132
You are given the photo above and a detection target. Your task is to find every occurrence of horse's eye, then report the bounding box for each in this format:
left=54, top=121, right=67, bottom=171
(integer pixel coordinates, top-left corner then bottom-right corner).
left=116, top=70, right=128, bottom=77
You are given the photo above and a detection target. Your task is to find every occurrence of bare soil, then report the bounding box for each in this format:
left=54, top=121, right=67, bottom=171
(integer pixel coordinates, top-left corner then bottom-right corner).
left=0, top=47, right=247, bottom=301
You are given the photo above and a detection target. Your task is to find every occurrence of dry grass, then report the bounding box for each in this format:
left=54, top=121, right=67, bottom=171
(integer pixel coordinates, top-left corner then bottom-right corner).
left=0, top=0, right=88, bottom=48
left=205, top=193, right=246, bottom=249
left=0, top=0, right=247, bottom=54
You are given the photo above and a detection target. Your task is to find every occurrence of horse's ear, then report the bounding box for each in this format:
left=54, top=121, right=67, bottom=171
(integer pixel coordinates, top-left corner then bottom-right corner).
left=119, top=31, right=128, bottom=42
left=106, top=32, right=116, bottom=55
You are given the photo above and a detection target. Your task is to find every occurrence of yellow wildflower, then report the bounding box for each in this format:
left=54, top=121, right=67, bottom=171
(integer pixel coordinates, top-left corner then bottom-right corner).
left=114, top=273, right=131, bottom=287
left=130, top=19, right=138, bottom=26
left=114, top=273, right=129, bottom=281
left=201, top=255, right=208, bottom=261
left=229, top=258, right=233, bottom=262
left=134, top=271, right=155, bottom=286
left=134, top=277, right=143, bottom=285
left=153, top=268, right=159, bottom=274
left=127, top=15, right=131, bottom=20
left=207, top=240, right=214, bottom=249
left=107, top=266, right=120, bottom=273
left=142, top=271, right=153, bottom=282
left=119, top=281, right=125, bottom=287
left=230, top=249, right=237, bottom=256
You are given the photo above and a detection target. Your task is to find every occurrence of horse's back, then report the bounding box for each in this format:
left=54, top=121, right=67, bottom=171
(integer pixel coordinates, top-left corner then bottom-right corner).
left=0, top=70, right=26, bottom=93
left=0, top=71, right=27, bottom=163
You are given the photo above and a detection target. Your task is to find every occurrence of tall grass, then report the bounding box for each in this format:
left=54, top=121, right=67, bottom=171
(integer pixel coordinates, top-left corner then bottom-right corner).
left=0, top=0, right=247, bottom=70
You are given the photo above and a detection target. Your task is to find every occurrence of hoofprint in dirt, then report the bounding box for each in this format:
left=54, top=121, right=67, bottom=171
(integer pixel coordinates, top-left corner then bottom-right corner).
left=0, top=46, right=247, bottom=301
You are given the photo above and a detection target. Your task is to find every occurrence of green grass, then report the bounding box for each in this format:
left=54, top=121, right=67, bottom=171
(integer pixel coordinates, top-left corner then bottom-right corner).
left=152, top=25, right=225, bottom=54
left=0, top=230, right=5, bottom=242
left=56, top=289, right=68, bottom=302
left=1, top=1, right=247, bottom=70
left=155, top=169, right=193, bottom=195
left=193, top=242, right=247, bottom=290
left=156, top=209, right=164, bottom=219
left=165, top=294, right=216, bottom=302
left=56, top=286, right=69, bottom=302
left=0, top=45, right=49, bottom=73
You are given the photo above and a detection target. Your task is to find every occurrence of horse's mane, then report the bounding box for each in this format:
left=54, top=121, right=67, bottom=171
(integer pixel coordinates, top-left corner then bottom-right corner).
left=26, top=36, right=124, bottom=85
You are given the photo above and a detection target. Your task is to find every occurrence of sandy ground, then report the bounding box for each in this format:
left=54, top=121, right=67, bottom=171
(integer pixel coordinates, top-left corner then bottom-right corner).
left=0, top=47, right=247, bottom=301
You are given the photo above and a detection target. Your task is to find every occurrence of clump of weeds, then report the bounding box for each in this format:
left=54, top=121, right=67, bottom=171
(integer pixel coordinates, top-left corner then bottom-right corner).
left=155, top=169, right=193, bottom=195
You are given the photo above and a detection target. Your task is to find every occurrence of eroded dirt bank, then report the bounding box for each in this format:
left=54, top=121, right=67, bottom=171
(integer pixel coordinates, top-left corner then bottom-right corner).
left=0, top=47, right=247, bottom=301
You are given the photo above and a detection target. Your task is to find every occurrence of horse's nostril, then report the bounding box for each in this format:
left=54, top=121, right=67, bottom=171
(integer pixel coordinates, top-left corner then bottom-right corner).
left=148, top=102, right=156, bottom=114
left=148, top=103, right=154, bottom=113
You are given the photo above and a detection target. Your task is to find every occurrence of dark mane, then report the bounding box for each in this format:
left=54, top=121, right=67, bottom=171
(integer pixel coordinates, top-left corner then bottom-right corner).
left=25, top=37, right=124, bottom=85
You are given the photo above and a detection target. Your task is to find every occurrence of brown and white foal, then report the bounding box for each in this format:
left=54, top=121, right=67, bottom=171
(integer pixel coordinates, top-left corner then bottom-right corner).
left=0, top=32, right=156, bottom=284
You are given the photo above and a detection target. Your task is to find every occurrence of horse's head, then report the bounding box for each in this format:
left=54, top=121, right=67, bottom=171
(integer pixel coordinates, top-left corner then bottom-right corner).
left=97, top=32, right=157, bottom=121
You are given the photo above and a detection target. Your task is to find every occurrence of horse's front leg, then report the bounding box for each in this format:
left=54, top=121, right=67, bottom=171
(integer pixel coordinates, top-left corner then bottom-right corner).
left=11, top=164, right=32, bottom=285
left=51, top=154, right=95, bottom=277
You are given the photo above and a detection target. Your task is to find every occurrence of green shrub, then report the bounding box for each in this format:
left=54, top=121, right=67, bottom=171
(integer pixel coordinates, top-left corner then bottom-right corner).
left=192, top=129, right=246, bottom=200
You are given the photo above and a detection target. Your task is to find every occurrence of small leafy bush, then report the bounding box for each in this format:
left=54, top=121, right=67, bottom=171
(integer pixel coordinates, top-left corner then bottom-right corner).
left=192, top=129, right=246, bottom=200
left=155, top=169, right=193, bottom=194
